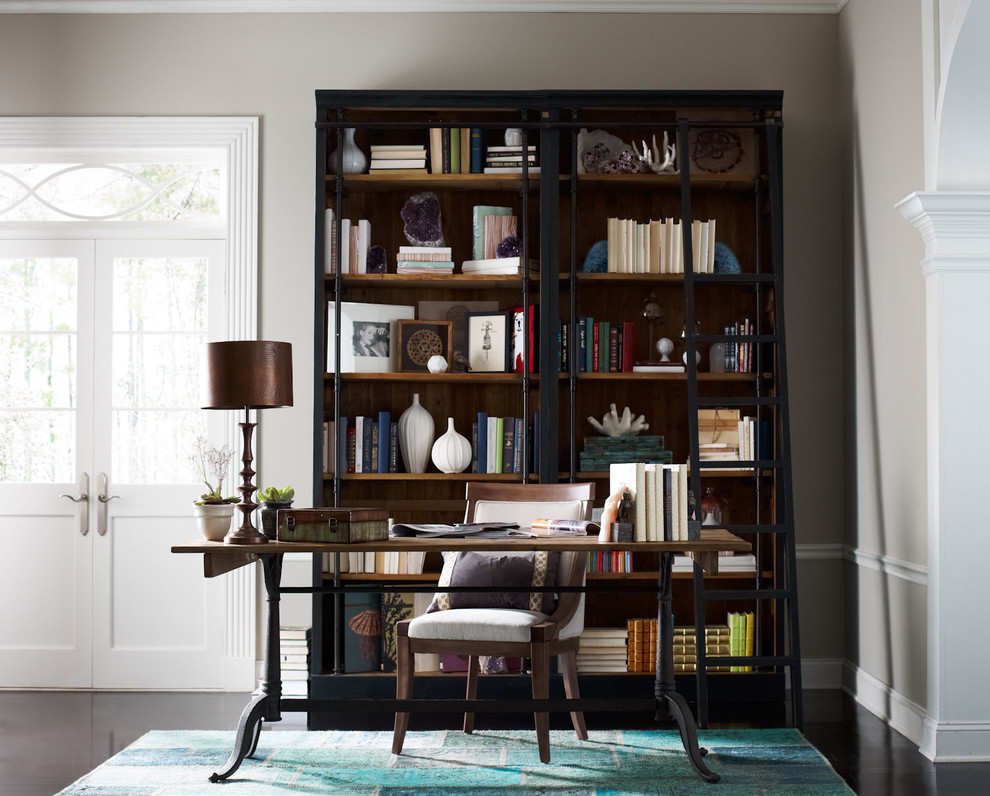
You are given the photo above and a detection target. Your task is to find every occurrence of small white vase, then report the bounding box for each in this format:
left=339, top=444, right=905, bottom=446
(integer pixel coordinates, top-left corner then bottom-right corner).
left=431, top=417, right=472, bottom=474
left=194, top=503, right=236, bottom=542
left=397, top=393, right=434, bottom=473
left=328, top=127, right=367, bottom=174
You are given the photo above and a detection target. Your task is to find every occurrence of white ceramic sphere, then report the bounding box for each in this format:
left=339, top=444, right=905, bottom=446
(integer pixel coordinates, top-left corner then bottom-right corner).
left=427, top=355, right=448, bottom=374
left=656, top=337, right=674, bottom=361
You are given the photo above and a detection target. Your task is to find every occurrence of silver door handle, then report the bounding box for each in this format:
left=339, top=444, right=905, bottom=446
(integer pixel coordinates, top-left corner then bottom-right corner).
left=60, top=473, right=90, bottom=536
left=97, top=472, right=118, bottom=536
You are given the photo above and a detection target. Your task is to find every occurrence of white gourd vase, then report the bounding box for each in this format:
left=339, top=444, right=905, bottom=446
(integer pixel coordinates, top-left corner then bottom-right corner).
left=328, top=127, right=367, bottom=174
left=398, top=393, right=434, bottom=473
left=431, top=417, right=472, bottom=474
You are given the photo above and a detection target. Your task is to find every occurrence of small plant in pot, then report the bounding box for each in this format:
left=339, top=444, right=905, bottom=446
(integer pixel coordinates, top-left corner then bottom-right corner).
left=190, top=437, right=240, bottom=541
left=257, top=485, right=294, bottom=540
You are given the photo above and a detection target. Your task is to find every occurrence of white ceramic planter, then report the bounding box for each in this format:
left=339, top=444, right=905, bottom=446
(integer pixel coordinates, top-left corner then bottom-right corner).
left=397, top=392, right=434, bottom=473
left=431, top=417, right=472, bottom=473
left=194, top=503, right=236, bottom=542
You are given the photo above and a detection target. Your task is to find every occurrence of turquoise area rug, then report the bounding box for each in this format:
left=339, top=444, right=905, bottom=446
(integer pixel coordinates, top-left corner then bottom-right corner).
left=58, top=728, right=854, bottom=795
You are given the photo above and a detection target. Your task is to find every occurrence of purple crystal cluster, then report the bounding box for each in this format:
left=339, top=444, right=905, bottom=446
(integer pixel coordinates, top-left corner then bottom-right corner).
left=582, top=142, right=645, bottom=174
left=496, top=235, right=522, bottom=259
left=400, top=192, right=445, bottom=247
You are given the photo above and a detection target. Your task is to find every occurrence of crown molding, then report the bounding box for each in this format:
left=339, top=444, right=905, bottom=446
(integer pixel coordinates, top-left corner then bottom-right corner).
left=0, top=0, right=848, bottom=14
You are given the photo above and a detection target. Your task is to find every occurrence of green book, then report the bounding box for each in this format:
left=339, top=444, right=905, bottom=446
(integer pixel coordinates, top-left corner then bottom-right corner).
left=494, top=417, right=504, bottom=473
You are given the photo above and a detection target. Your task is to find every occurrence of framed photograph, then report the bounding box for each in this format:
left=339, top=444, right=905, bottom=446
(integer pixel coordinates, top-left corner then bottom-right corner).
left=417, top=300, right=498, bottom=372
left=397, top=320, right=452, bottom=373
left=465, top=310, right=510, bottom=373
left=326, top=301, right=415, bottom=373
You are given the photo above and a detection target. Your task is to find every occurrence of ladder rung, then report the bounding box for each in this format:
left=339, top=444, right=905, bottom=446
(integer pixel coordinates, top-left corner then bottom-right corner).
left=724, top=523, right=789, bottom=535
left=701, top=655, right=798, bottom=667
left=697, top=459, right=779, bottom=469
left=695, top=396, right=782, bottom=407
left=694, top=334, right=778, bottom=344
left=701, top=588, right=794, bottom=601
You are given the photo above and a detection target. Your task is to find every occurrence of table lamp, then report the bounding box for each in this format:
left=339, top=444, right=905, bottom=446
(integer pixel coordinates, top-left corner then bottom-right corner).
left=202, top=340, right=293, bottom=545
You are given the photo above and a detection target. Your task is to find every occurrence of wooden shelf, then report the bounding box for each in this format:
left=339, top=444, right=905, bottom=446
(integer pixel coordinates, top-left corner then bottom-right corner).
left=327, top=472, right=526, bottom=482
left=326, top=372, right=523, bottom=384
left=332, top=173, right=542, bottom=192
left=325, top=273, right=531, bottom=289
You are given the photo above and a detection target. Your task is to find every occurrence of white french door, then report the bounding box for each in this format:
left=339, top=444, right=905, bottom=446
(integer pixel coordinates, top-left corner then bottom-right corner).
left=0, top=238, right=227, bottom=688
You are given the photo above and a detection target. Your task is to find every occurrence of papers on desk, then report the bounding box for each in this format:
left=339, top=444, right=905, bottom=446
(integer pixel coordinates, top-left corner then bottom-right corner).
left=390, top=522, right=522, bottom=538
left=389, top=519, right=601, bottom=538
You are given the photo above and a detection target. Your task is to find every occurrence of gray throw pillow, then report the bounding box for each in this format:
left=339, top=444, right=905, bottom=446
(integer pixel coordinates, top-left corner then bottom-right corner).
left=428, top=550, right=559, bottom=614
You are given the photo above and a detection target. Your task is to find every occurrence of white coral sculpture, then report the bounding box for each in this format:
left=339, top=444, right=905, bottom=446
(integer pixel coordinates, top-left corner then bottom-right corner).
left=633, top=132, right=676, bottom=173
left=587, top=403, right=649, bottom=437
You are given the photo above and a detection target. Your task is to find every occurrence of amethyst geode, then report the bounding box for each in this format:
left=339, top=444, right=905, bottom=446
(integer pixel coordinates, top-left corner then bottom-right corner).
left=400, top=192, right=445, bottom=247
left=496, top=235, right=522, bottom=259
left=367, top=245, right=387, bottom=274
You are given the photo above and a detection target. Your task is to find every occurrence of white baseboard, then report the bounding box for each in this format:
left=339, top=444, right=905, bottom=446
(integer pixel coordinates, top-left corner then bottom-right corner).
left=843, top=662, right=927, bottom=749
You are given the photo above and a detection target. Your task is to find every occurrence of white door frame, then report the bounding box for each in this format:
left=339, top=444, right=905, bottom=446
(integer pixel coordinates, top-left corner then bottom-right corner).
left=0, top=117, right=259, bottom=691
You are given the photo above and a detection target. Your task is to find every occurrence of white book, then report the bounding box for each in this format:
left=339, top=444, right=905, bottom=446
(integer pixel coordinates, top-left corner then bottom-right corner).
left=487, top=416, right=499, bottom=474
left=678, top=464, right=688, bottom=541
left=644, top=463, right=659, bottom=542
left=340, top=218, right=351, bottom=274
left=642, top=221, right=651, bottom=276
left=707, top=218, right=717, bottom=273
left=625, top=218, right=634, bottom=274
left=364, top=551, right=375, bottom=571
left=399, top=245, right=452, bottom=254
left=353, top=416, right=364, bottom=473
left=370, top=158, right=427, bottom=168
left=357, top=219, right=370, bottom=275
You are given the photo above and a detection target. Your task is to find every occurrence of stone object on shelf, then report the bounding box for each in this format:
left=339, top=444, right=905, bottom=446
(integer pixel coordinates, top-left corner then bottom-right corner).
left=582, top=240, right=608, bottom=273
left=400, top=192, right=445, bottom=247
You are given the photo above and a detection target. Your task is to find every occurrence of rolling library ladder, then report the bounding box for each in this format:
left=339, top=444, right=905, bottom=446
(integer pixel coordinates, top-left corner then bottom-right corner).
left=678, top=117, right=803, bottom=728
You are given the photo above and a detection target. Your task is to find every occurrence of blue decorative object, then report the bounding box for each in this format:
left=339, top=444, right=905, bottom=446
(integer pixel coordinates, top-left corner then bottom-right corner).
left=496, top=235, right=521, bottom=259
left=582, top=240, right=608, bottom=273
left=713, top=241, right=741, bottom=274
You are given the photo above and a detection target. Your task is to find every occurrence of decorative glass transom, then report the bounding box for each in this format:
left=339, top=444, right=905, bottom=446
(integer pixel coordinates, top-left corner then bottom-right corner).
left=0, top=161, right=223, bottom=222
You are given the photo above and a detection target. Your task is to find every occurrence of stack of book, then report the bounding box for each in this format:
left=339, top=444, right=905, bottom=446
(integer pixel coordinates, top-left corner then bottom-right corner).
left=335, top=549, right=427, bottom=576
left=672, top=625, right=732, bottom=673
left=396, top=246, right=453, bottom=274
left=626, top=618, right=658, bottom=672
left=471, top=414, right=527, bottom=475
left=336, top=414, right=398, bottom=475
left=698, top=408, right=763, bottom=464
left=369, top=143, right=427, bottom=174
left=429, top=127, right=478, bottom=174
left=728, top=612, right=755, bottom=672
left=461, top=256, right=538, bottom=276
left=672, top=553, right=757, bottom=574
left=608, top=461, right=689, bottom=542
left=323, top=210, right=371, bottom=274
left=278, top=626, right=310, bottom=696
left=484, top=144, right=539, bottom=174
left=574, top=627, right=628, bottom=673
left=604, top=217, right=717, bottom=274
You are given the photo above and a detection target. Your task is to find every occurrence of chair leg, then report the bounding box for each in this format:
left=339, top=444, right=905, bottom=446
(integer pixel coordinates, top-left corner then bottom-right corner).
left=391, top=631, right=414, bottom=754
left=463, top=655, right=480, bottom=734
left=531, top=642, right=551, bottom=764
left=559, top=650, right=588, bottom=740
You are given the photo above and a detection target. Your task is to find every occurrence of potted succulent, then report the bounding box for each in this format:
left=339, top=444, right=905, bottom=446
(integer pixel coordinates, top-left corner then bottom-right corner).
left=257, top=485, right=294, bottom=540
left=190, top=437, right=239, bottom=541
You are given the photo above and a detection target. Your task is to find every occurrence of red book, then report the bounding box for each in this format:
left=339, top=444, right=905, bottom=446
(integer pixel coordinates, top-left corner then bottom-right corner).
left=592, top=323, right=600, bottom=372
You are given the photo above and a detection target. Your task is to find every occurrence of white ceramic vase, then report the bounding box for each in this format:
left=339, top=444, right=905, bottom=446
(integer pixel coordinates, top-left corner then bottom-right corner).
left=194, top=503, right=236, bottom=542
left=328, top=127, right=367, bottom=174
left=398, top=393, right=434, bottom=473
left=431, top=417, right=472, bottom=474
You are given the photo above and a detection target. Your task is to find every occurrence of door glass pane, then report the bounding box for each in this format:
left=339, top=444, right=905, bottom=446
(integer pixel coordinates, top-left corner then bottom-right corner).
left=111, top=256, right=208, bottom=484
left=0, top=257, right=77, bottom=483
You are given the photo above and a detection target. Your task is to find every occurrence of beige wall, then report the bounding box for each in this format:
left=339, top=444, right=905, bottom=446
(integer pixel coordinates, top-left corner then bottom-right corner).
left=838, top=0, right=928, bottom=707
left=0, top=11, right=845, bottom=668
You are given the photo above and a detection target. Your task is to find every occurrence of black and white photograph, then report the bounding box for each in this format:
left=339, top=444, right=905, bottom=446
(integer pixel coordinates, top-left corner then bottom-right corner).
left=326, top=301, right=415, bottom=373
left=465, top=310, right=510, bottom=373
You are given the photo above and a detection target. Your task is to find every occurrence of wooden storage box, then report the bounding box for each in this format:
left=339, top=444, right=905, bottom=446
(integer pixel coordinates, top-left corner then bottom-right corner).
left=277, top=507, right=389, bottom=543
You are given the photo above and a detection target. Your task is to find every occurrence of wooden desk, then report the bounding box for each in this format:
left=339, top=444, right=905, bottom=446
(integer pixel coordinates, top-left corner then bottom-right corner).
left=172, top=529, right=750, bottom=784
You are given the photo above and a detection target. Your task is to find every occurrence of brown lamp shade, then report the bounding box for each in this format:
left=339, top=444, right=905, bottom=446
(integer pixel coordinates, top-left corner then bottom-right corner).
left=202, top=341, right=293, bottom=410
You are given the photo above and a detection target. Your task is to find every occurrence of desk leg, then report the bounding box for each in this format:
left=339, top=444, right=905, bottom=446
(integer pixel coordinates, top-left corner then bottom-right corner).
left=209, top=553, right=284, bottom=783
left=654, top=552, right=719, bottom=784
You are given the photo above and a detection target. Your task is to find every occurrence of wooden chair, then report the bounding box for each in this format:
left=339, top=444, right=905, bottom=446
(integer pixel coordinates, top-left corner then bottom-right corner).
left=391, top=482, right=595, bottom=764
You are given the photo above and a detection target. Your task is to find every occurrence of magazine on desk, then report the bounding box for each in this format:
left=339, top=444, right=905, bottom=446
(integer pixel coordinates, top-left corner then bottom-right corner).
left=389, top=520, right=600, bottom=538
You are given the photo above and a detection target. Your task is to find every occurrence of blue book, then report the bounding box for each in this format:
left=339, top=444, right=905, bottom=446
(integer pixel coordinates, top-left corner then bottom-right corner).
left=362, top=418, right=373, bottom=473
left=583, top=317, right=594, bottom=373
left=388, top=421, right=398, bottom=472
left=377, top=411, right=390, bottom=473
left=471, top=422, right=479, bottom=473
left=476, top=412, right=488, bottom=474
left=469, top=128, right=483, bottom=173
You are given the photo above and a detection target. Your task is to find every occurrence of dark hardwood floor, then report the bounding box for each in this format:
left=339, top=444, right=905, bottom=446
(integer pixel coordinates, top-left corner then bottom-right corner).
left=0, top=689, right=985, bottom=795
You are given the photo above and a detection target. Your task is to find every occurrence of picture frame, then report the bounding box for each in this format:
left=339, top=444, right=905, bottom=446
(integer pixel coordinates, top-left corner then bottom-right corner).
left=326, top=301, right=415, bottom=373
left=397, top=319, right=452, bottom=373
left=417, top=300, right=499, bottom=372
left=465, top=310, right=510, bottom=373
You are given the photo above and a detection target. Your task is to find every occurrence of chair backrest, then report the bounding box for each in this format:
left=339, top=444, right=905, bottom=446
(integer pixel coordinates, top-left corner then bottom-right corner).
left=463, top=482, right=595, bottom=637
